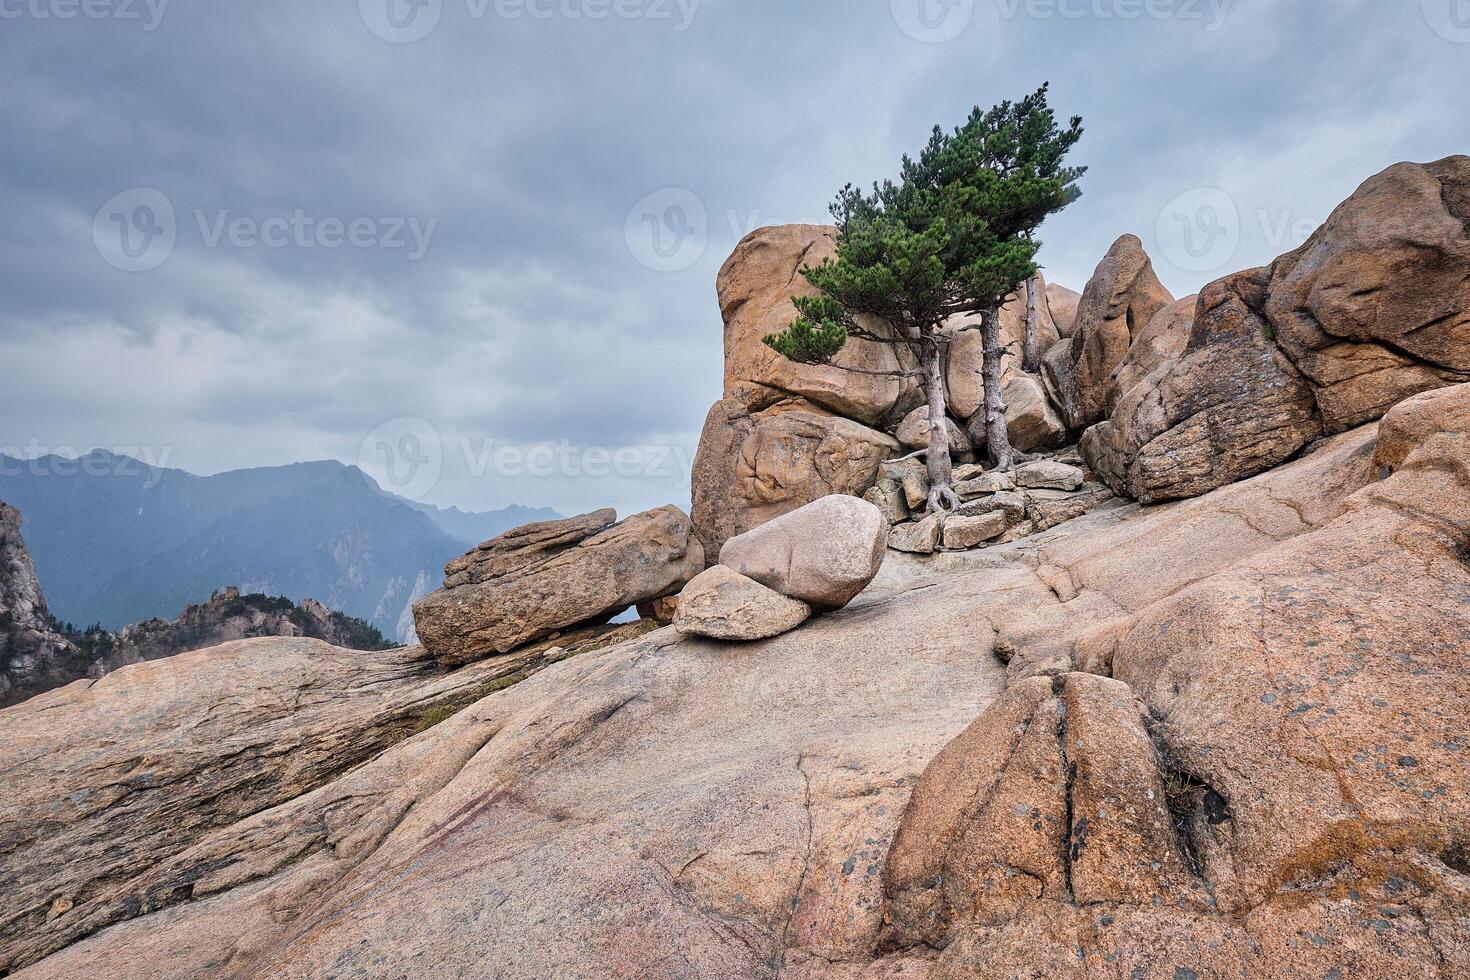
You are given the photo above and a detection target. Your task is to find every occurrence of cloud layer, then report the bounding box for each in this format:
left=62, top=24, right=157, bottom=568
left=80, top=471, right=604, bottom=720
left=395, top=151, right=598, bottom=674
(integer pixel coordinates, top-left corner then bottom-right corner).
left=2, top=0, right=1467, bottom=516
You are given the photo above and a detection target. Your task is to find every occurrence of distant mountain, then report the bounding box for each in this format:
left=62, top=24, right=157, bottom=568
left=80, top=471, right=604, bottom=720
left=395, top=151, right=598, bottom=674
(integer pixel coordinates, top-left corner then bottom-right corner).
left=0, top=452, right=559, bottom=643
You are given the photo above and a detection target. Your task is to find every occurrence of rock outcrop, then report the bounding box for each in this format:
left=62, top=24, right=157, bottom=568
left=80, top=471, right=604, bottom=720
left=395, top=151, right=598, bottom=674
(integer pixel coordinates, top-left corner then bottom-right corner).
left=690, top=225, right=1083, bottom=560
left=0, top=502, right=79, bottom=706
left=690, top=399, right=899, bottom=560
left=672, top=565, right=813, bottom=641
left=0, top=636, right=563, bottom=975
left=1085, top=156, right=1470, bottom=503
left=412, top=506, right=704, bottom=664
left=1043, top=234, right=1175, bottom=431
left=2, top=578, right=395, bottom=709
left=14, top=394, right=1467, bottom=979
left=718, top=224, right=920, bottom=426
left=1265, top=155, right=1470, bottom=429
left=880, top=384, right=1470, bottom=977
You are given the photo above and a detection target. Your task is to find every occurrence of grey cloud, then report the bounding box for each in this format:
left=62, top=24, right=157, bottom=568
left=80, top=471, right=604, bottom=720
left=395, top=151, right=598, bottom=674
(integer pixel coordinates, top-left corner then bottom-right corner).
left=1, top=0, right=1467, bottom=516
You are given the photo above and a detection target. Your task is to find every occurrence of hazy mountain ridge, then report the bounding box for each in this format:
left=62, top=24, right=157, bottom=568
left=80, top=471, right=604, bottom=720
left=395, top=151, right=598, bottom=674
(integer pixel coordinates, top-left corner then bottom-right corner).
left=0, top=451, right=559, bottom=641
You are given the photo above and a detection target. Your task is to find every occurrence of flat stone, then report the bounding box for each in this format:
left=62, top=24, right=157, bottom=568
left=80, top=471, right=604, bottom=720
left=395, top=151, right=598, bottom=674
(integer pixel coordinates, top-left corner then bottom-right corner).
left=1015, top=460, right=1085, bottom=491
left=942, top=513, right=1009, bottom=550
left=955, top=472, right=1016, bottom=498
left=888, top=514, right=942, bottom=555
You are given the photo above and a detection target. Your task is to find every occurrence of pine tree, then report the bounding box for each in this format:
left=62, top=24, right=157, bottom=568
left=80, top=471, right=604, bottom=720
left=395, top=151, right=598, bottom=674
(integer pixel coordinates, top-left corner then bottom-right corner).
left=764, top=84, right=1084, bottom=510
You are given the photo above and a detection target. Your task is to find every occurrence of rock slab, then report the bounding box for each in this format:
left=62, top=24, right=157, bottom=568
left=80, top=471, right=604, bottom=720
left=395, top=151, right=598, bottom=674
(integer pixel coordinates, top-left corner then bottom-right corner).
left=414, top=506, right=704, bottom=663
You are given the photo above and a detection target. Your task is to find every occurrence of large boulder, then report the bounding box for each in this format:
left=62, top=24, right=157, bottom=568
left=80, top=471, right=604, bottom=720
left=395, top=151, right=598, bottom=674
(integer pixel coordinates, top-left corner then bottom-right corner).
left=1001, top=374, right=1067, bottom=452
left=1084, top=269, right=1323, bottom=503
left=1043, top=235, right=1175, bottom=431
left=719, top=224, right=920, bottom=426
left=413, top=506, right=704, bottom=663
left=690, top=399, right=900, bottom=561
left=1045, top=281, right=1082, bottom=337
left=1374, top=382, right=1470, bottom=472
left=718, top=495, right=887, bottom=610
left=673, top=565, right=812, bottom=641
left=944, top=274, right=1062, bottom=421
left=1264, top=155, right=1470, bottom=429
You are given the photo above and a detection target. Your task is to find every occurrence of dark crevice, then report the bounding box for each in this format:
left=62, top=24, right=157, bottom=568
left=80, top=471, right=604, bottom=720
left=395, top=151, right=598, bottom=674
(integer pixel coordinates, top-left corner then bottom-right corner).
left=1157, top=759, right=1231, bottom=880
left=1055, top=678, right=1079, bottom=900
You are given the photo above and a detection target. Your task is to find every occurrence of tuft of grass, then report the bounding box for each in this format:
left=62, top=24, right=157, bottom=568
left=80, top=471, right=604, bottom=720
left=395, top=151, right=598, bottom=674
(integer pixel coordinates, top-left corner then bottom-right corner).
left=413, top=704, right=459, bottom=733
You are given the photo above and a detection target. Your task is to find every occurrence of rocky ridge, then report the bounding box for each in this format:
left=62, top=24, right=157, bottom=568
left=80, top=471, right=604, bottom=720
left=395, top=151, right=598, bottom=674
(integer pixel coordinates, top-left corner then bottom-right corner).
left=2, top=156, right=1468, bottom=979
left=1, top=505, right=395, bottom=708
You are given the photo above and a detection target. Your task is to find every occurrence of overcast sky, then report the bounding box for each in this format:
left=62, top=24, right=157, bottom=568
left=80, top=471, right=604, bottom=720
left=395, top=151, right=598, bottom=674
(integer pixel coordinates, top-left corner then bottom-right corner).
left=2, top=0, right=1468, bottom=518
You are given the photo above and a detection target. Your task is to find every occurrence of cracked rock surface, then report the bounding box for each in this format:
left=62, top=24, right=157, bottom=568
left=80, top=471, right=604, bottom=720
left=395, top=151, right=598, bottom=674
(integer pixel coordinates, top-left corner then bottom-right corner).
left=6, top=389, right=1469, bottom=978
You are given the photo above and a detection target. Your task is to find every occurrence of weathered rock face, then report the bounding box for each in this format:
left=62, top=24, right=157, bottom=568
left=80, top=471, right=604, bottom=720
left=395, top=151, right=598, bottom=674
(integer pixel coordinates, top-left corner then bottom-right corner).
left=1102, top=293, right=1196, bottom=416
left=1084, top=269, right=1324, bottom=503
left=413, top=506, right=703, bottom=664
left=1043, top=234, right=1175, bottom=432
left=1046, top=281, right=1083, bottom=337
left=690, top=398, right=900, bottom=561
left=14, top=399, right=1470, bottom=979
left=0, top=637, right=554, bottom=975
left=673, top=565, right=812, bottom=641
left=719, top=224, right=920, bottom=426
left=719, top=495, right=887, bottom=610
left=0, top=501, right=79, bottom=706
left=878, top=399, right=1470, bottom=977
left=1086, top=157, right=1470, bottom=505
left=1375, top=382, right=1470, bottom=472
left=1264, top=156, right=1470, bottom=429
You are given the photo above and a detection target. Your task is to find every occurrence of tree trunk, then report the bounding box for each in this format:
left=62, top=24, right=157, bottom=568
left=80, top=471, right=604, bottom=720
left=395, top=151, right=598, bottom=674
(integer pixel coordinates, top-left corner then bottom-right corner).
left=1022, top=275, right=1040, bottom=374
left=920, top=337, right=960, bottom=514
left=980, top=309, right=1014, bottom=471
